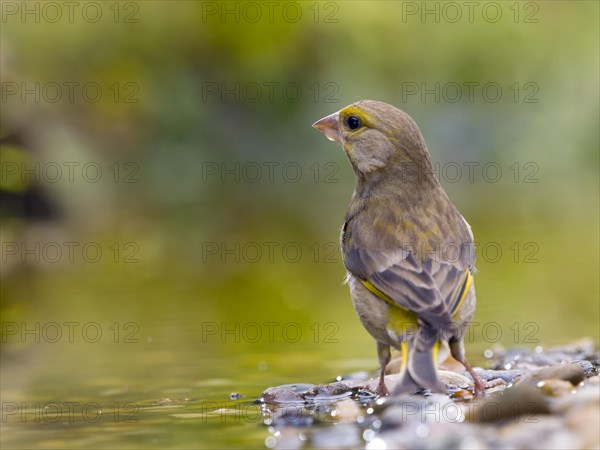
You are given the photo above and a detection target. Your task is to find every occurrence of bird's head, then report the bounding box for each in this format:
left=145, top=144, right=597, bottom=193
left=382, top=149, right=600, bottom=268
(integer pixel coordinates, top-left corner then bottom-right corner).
left=313, top=100, right=431, bottom=179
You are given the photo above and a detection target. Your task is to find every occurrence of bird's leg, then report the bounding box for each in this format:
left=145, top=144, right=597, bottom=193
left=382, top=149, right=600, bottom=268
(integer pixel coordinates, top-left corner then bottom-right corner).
left=459, top=357, right=487, bottom=397
left=449, top=338, right=487, bottom=397
left=376, top=342, right=391, bottom=396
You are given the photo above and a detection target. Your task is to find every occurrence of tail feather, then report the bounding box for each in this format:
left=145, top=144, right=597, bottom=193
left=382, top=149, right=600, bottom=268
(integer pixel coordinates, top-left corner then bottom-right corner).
left=393, top=328, right=446, bottom=395
left=407, top=345, right=445, bottom=392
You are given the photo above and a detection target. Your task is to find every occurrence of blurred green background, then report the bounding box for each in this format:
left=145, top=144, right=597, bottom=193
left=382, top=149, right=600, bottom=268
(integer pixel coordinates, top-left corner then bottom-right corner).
left=1, top=1, right=598, bottom=448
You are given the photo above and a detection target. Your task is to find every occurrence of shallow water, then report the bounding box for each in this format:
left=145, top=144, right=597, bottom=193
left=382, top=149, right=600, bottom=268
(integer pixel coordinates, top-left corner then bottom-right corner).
left=1, top=223, right=597, bottom=448
left=2, top=339, right=328, bottom=449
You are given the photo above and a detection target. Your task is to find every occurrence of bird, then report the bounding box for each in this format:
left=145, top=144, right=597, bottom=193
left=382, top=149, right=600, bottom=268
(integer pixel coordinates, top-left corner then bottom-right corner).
left=312, top=100, right=486, bottom=396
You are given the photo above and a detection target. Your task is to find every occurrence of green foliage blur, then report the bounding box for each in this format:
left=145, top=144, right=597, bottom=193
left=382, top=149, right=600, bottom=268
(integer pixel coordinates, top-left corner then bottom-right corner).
left=0, top=0, right=598, bottom=429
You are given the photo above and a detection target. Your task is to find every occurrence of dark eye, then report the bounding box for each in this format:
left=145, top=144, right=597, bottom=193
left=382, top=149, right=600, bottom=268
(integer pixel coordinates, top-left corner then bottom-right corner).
left=346, top=115, right=362, bottom=130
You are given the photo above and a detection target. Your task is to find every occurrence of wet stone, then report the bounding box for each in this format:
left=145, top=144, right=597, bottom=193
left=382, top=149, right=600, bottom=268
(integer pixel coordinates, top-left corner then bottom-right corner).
left=574, top=359, right=598, bottom=377
left=260, top=386, right=308, bottom=404
left=536, top=379, right=576, bottom=397
left=332, top=399, right=364, bottom=423
left=468, top=383, right=550, bottom=423
left=304, top=382, right=353, bottom=399
left=491, top=339, right=598, bottom=371
left=497, top=415, right=579, bottom=449
left=466, top=368, right=525, bottom=384
left=565, top=403, right=600, bottom=449
left=257, top=340, right=599, bottom=450
left=519, top=362, right=585, bottom=386
left=438, top=370, right=473, bottom=389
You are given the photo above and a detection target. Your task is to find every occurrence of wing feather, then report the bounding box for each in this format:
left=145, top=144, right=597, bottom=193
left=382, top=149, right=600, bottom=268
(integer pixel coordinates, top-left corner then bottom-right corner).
left=343, top=222, right=473, bottom=332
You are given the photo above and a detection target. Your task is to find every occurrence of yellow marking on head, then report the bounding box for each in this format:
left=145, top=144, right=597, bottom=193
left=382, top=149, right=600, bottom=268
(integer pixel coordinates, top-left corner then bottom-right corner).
left=338, top=105, right=376, bottom=128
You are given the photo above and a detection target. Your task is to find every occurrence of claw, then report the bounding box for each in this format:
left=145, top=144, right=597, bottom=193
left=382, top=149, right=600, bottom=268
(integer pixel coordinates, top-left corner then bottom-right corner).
left=376, top=380, right=389, bottom=397
left=473, top=377, right=487, bottom=397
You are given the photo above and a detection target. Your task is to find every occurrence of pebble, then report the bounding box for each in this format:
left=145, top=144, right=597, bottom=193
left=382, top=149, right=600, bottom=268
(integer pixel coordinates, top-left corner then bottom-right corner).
left=565, top=404, right=600, bottom=449
left=497, top=415, right=579, bottom=449
left=260, top=386, right=305, bottom=404
left=467, top=368, right=524, bottom=384
left=536, top=379, right=576, bottom=397
left=467, top=383, right=550, bottom=423
left=256, top=340, right=599, bottom=450
left=438, top=370, right=473, bottom=389
left=520, top=362, right=585, bottom=386
left=332, top=399, right=364, bottom=423
left=304, top=382, right=352, bottom=399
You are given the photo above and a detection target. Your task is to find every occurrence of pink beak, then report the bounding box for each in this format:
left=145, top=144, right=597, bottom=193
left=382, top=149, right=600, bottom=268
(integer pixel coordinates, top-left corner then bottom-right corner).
left=312, top=112, right=341, bottom=143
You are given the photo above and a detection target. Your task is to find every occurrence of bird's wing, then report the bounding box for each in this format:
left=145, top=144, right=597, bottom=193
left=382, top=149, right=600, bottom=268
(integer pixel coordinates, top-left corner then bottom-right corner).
left=342, top=209, right=475, bottom=331
left=345, top=246, right=469, bottom=325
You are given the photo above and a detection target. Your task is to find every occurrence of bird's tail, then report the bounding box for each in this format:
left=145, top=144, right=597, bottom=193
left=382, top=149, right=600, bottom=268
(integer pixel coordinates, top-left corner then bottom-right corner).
left=393, top=327, right=446, bottom=395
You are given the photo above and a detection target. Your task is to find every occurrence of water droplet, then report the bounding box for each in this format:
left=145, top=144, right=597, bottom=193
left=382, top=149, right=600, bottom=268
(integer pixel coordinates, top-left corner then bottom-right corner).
left=416, top=424, right=430, bottom=438
left=484, top=349, right=493, bottom=359
left=265, top=436, right=277, bottom=448
left=366, top=437, right=387, bottom=450
left=363, top=429, right=376, bottom=441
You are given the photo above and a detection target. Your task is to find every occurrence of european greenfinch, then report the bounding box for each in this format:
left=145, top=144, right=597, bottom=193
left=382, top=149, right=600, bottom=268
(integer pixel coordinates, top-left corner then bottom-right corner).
left=313, top=100, right=486, bottom=396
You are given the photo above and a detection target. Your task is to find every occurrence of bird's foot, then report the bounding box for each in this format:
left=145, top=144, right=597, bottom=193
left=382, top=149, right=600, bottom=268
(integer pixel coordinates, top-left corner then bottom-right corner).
left=376, top=380, right=389, bottom=397
left=473, top=377, right=487, bottom=397
left=472, top=376, right=506, bottom=397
